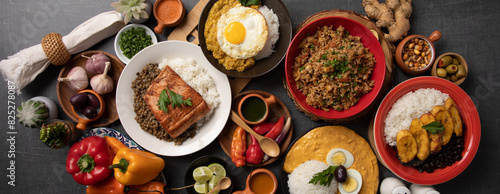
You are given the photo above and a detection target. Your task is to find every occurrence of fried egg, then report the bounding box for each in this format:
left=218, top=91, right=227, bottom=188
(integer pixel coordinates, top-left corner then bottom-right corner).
left=217, top=6, right=268, bottom=59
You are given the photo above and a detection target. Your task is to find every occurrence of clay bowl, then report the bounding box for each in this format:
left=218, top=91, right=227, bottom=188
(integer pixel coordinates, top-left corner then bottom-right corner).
left=57, top=50, right=124, bottom=129
left=233, top=168, right=278, bottom=194
left=395, top=30, right=441, bottom=75
left=284, top=16, right=386, bottom=123
left=184, top=156, right=233, bottom=194
left=218, top=90, right=293, bottom=167
left=70, top=89, right=105, bottom=131
left=431, top=52, right=468, bottom=85
left=153, top=0, right=185, bottom=34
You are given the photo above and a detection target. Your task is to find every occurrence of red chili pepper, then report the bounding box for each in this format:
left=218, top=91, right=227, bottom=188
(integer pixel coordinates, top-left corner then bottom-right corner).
left=66, top=136, right=113, bottom=185
left=252, top=122, right=274, bottom=135
left=246, top=135, right=264, bottom=164
left=264, top=116, right=284, bottom=140
left=231, top=126, right=246, bottom=167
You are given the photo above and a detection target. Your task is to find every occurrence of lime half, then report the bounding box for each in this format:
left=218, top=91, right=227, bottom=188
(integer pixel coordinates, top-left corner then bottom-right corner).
left=208, top=163, right=226, bottom=180
left=194, top=181, right=208, bottom=194
left=193, top=166, right=213, bottom=182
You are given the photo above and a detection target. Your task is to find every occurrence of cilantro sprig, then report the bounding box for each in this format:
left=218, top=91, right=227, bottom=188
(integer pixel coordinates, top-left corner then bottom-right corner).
left=422, top=121, right=444, bottom=134
left=309, top=165, right=337, bottom=186
left=157, top=86, right=192, bottom=113
left=238, top=0, right=260, bottom=6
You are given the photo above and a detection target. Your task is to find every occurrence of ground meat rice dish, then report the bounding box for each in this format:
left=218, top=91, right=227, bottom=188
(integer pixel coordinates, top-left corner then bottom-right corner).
left=293, top=25, right=376, bottom=111
left=131, top=63, right=196, bottom=145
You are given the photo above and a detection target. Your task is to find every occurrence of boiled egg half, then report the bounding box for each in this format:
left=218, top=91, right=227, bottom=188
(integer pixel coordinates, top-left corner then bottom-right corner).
left=339, top=169, right=363, bottom=194
left=216, top=6, right=268, bottom=59
left=326, top=148, right=354, bottom=168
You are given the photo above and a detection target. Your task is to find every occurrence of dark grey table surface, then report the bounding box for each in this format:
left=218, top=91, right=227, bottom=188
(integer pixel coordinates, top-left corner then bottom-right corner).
left=1, top=0, right=499, bottom=193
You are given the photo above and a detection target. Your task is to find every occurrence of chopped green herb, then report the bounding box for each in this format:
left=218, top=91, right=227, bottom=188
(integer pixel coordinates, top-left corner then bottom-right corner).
left=299, top=66, right=305, bottom=71
left=340, top=46, right=345, bottom=50
left=119, top=27, right=153, bottom=59
left=238, top=0, right=260, bottom=6
left=321, top=53, right=328, bottom=60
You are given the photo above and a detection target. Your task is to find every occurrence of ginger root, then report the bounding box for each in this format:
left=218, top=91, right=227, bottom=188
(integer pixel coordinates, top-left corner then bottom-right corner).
left=363, top=0, right=412, bottom=42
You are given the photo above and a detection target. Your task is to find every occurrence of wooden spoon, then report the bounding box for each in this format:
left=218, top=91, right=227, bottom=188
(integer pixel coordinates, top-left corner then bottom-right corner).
left=207, top=177, right=231, bottom=194
left=230, top=111, right=280, bottom=157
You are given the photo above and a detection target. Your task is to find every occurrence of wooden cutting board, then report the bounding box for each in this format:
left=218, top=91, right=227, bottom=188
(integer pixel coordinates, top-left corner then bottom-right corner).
left=167, top=0, right=251, bottom=95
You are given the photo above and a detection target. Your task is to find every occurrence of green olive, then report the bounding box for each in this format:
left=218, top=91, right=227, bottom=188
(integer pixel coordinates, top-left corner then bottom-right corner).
left=437, top=68, right=448, bottom=78
left=446, top=65, right=458, bottom=74
left=452, top=58, right=460, bottom=65
left=450, top=74, right=459, bottom=82
left=456, top=65, right=467, bottom=78
left=440, top=55, right=453, bottom=67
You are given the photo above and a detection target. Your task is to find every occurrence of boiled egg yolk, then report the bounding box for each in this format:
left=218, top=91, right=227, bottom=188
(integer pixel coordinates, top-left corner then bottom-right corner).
left=342, top=177, right=358, bottom=192
left=331, top=152, right=347, bottom=166
left=224, top=22, right=246, bottom=45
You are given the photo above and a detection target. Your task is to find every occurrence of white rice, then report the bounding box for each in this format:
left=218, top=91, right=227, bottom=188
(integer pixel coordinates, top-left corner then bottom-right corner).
left=158, top=57, right=220, bottom=127
left=384, top=88, right=449, bottom=146
left=255, top=5, right=280, bottom=60
left=288, top=160, right=338, bottom=194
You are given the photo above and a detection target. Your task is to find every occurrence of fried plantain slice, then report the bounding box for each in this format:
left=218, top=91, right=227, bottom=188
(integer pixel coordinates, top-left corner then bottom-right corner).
left=444, top=98, right=463, bottom=136
left=431, top=106, right=454, bottom=146
left=409, top=118, right=430, bottom=161
left=396, top=130, right=418, bottom=163
left=420, top=113, right=442, bottom=154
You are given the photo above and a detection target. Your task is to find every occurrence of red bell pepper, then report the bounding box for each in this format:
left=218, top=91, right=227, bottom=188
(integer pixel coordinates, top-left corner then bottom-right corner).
left=66, top=136, right=113, bottom=185
left=252, top=122, right=274, bottom=135
left=246, top=135, right=264, bottom=164
left=264, top=116, right=284, bottom=140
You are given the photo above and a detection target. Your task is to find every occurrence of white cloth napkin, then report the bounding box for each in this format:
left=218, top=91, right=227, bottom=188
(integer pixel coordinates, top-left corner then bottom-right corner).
left=0, top=11, right=125, bottom=92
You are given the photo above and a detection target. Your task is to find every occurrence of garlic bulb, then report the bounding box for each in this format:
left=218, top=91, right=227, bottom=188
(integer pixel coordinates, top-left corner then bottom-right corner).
left=57, top=66, right=88, bottom=91
left=90, top=62, right=114, bottom=94
left=82, top=53, right=110, bottom=75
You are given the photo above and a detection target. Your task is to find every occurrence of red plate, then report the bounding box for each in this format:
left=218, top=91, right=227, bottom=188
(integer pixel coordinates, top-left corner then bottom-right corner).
left=373, top=76, right=481, bottom=184
left=284, top=16, right=386, bottom=120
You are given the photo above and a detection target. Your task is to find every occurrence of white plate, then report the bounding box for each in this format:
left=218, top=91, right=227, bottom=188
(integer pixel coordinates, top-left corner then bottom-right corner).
left=114, top=24, right=158, bottom=64
left=116, top=41, right=232, bottom=156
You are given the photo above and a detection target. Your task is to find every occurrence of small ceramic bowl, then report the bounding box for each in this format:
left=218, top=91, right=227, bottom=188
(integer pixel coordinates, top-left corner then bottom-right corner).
left=431, top=52, right=468, bottom=85
left=184, top=156, right=233, bottom=194
left=70, top=89, right=105, bottom=130
left=395, top=31, right=441, bottom=75
left=153, top=0, right=185, bottom=34
left=114, top=24, right=158, bottom=64
left=233, top=168, right=278, bottom=194
left=238, top=93, right=277, bottom=125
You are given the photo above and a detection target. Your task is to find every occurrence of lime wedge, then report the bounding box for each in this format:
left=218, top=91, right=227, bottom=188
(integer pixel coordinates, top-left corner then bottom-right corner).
left=193, top=166, right=213, bottom=182
left=208, top=163, right=226, bottom=180
left=208, top=177, right=220, bottom=194
left=194, top=181, right=208, bottom=194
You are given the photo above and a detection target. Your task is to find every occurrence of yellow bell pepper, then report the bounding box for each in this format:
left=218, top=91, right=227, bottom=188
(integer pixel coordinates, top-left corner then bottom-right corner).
left=109, top=147, right=165, bottom=185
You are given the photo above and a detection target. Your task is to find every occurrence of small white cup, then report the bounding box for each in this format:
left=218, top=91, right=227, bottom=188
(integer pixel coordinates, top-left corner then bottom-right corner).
left=410, top=183, right=440, bottom=194
left=380, top=177, right=410, bottom=194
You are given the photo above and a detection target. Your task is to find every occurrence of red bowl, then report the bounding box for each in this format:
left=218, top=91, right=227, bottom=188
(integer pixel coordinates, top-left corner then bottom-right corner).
left=284, top=16, right=386, bottom=120
left=373, top=76, right=481, bottom=185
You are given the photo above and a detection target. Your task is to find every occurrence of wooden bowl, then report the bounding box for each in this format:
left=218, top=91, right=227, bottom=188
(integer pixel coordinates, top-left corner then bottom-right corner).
left=395, top=31, right=441, bottom=75
left=218, top=90, right=293, bottom=167
left=431, top=52, right=468, bottom=85
left=57, top=51, right=124, bottom=129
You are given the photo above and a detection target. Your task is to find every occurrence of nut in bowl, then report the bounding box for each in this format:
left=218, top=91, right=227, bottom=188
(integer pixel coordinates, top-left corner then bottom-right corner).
left=395, top=31, right=441, bottom=75
left=372, top=77, right=480, bottom=185
left=431, top=52, right=468, bottom=85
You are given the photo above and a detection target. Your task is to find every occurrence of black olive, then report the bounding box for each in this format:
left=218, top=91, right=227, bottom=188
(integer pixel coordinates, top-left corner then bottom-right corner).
left=83, top=106, right=98, bottom=119
left=87, top=93, right=100, bottom=109
left=70, top=93, right=89, bottom=108
left=334, top=165, right=347, bottom=183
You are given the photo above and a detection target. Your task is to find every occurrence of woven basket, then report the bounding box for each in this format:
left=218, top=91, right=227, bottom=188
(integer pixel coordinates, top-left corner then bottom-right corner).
left=41, top=32, right=71, bottom=66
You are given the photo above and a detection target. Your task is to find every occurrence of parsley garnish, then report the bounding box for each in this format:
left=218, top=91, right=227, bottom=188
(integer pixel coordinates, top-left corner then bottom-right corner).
left=157, top=86, right=192, bottom=113
left=238, top=0, right=260, bottom=6
left=422, top=121, right=445, bottom=134
left=309, top=166, right=337, bottom=186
